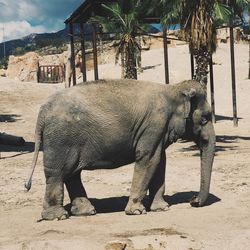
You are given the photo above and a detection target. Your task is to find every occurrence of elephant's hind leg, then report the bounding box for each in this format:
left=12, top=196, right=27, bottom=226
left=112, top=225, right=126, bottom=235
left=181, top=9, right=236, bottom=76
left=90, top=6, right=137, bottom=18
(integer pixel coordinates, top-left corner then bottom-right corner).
left=42, top=175, right=69, bottom=220
left=65, top=171, right=96, bottom=216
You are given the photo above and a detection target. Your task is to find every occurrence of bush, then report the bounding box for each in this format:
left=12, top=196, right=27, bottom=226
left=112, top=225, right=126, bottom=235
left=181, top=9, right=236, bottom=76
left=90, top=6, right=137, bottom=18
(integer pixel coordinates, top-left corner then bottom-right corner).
left=12, top=47, right=26, bottom=56
left=0, top=57, right=9, bottom=69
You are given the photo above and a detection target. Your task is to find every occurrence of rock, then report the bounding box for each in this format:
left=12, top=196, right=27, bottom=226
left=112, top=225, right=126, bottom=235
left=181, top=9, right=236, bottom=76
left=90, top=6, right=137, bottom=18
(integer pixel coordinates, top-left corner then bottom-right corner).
left=0, top=69, right=6, bottom=77
left=39, top=53, right=65, bottom=66
left=220, top=38, right=227, bottom=43
left=217, top=27, right=245, bottom=44
left=6, top=52, right=39, bottom=82
left=105, top=241, right=127, bottom=250
left=5, top=51, right=77, bottom=83
left=213, top=58, right=222, bottom=65
left=217, top=28, right=229, bottom=43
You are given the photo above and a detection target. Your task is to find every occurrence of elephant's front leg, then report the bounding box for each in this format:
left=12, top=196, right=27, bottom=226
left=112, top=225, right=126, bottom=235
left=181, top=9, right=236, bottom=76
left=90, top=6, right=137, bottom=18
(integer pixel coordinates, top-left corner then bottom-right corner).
left=148, top=153, right=169, bottom=211
left=125, top=145, right=164, bottom=215
left=65, top=171, right=96, bottom=216
left=42, top=175, right=69, bottom=220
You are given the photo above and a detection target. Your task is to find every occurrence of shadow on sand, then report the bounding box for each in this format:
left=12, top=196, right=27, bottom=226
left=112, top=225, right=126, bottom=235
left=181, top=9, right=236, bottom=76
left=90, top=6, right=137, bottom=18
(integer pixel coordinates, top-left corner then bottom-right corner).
left=165, top=191, right=220, bottom=206
left=0, top=141, right=38, bottom=159
left=0, top=114, right=22, bottom=123
left=216, top=135, right=250, bottom=143
left=0, top=113, right=31, bottom=159
left=64, top=192, right=220, bottom=215
left=179, top=134, right=250, bottom=155
left=215, top=114, right=242, bottom=122
left=142, top=64, right=161, bottom=71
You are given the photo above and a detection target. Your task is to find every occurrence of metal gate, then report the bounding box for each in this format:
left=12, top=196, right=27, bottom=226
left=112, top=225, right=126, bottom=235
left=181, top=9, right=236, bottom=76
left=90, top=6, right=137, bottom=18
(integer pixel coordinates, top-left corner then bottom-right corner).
left=38, top=65, right=65, bottom=83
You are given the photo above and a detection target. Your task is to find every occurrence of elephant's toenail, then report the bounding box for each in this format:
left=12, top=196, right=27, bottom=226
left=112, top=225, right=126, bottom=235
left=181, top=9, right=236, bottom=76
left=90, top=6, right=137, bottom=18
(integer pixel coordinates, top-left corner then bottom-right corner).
left=133, top=210, right=141, bottom=215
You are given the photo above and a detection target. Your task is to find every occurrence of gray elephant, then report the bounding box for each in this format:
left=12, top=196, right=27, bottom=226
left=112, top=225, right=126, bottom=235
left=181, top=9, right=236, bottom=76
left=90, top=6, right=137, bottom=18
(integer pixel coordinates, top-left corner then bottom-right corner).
left=25, top=79, right=215, bottom=220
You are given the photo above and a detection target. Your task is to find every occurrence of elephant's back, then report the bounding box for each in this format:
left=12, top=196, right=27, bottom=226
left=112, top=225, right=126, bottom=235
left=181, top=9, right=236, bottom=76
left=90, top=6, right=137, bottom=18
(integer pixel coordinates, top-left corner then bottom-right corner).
left=41, top=82, right=135, bottom=141
left=65, top=79, right=168, bottom=110
left=40, top=78, right=168, bottom=137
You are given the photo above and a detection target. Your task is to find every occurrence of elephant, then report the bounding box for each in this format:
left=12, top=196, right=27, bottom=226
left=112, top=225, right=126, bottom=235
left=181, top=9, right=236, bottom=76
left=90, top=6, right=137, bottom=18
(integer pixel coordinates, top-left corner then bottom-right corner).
left=25, top=79, right=215, bottom=220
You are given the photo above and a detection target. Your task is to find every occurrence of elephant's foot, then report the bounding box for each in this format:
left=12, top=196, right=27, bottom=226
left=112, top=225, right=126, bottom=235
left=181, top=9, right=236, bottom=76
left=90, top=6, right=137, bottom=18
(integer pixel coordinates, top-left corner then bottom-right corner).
left=190, top=195, right=206, bottom=207
left=71, top=197, right=96, bottom=216
left=125, top=199, right=146, bottom=215
left=41, top=206, right=69, bottom=221
left=150, top=198, right=169, bottom=212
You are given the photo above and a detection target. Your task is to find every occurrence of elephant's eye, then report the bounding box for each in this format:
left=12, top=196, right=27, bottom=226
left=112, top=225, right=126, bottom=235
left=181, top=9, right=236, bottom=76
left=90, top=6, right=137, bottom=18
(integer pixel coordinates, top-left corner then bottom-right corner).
left=200, top=116, right=208, bottom=125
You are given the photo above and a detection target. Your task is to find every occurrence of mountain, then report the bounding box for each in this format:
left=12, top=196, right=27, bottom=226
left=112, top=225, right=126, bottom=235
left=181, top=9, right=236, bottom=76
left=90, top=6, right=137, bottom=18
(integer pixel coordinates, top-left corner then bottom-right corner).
left=0, top=28, right=69, bottom=59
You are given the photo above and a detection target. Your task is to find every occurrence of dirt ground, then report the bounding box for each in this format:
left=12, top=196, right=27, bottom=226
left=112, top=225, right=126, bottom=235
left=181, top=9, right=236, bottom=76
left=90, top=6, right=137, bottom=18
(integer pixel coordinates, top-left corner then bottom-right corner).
left=0, top=43, right=250, bottom=250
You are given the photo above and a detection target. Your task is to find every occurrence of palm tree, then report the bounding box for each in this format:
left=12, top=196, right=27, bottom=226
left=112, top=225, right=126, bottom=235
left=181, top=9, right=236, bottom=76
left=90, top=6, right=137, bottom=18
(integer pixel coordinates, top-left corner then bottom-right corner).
left=159, top=0, right=249, bottom=86
left=92, top=0, right=151, bottom=79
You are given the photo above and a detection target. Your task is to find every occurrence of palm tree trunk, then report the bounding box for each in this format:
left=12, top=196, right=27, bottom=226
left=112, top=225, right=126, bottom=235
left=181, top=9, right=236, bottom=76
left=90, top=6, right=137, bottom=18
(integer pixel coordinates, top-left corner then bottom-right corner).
left=125, top=41, right=137, bottom=79
left=193, top=48, right=210, bottom=86
left=137, top=36, right=142, bottom=73
left=121, top=48, right=125, bottom=79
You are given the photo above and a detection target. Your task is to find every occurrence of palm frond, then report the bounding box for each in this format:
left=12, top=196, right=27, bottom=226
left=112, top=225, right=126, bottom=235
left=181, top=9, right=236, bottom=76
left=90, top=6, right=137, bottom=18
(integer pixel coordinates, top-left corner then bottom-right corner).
left=101, top=3, right=126, bottom=28
left=214, top=2, right=231, bottom=23
left=160, top=0, right=182, bottom=25
left=226, top=0, right=250, bottom=19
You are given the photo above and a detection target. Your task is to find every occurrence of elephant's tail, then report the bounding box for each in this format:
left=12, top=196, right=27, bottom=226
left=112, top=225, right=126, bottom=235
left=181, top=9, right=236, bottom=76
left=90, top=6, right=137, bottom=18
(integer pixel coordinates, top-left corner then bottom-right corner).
left=25, top=110, right=44, bottom=191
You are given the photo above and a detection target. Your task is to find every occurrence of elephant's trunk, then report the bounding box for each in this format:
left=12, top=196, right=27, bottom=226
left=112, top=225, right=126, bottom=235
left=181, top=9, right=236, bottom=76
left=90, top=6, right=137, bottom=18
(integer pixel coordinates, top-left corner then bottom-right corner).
left=190, top=121, right=216, bottom=207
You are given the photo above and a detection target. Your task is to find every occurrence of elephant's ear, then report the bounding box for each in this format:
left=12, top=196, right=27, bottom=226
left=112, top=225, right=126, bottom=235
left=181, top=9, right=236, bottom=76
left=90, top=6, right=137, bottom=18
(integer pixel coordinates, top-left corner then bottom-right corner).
left=182, top=88, right=196, bottom=118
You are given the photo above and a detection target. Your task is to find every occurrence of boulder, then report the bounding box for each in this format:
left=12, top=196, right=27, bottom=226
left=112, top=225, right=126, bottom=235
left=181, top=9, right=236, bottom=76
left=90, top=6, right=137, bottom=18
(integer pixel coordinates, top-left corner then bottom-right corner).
left=7, top=52, right=39, bottom=82
left=39, top=53, right=67, bottom=66
left=0, top=69, right=6, bottom=77
left=105, top=241, right=127, bottom=250
left=213, top=58, right=222, bottom=65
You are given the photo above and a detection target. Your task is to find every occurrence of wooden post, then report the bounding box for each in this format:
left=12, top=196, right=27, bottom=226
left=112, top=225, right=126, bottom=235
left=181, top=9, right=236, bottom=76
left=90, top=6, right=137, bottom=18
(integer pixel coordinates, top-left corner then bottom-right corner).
left=190, top=53, right=194, bottom=79
left=209, top=56, right=216, bottom=123
left=69, top=22, right=77, bottom=86
left=163, top=25, right=169, bottom=84
left=248, top=38, right=250, bottom=79
left=229, top=25, right=238, bottom=127
left=80, top=23, right=87, bottom=82
left=92, top=24, right=99, bottom=81
left=38, top=66, right=40, bottom=83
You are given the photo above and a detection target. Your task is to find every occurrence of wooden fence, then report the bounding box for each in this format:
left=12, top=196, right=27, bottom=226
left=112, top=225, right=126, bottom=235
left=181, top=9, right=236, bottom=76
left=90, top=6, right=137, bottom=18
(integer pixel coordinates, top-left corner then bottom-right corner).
left=38, top=65, right=65, bottom=83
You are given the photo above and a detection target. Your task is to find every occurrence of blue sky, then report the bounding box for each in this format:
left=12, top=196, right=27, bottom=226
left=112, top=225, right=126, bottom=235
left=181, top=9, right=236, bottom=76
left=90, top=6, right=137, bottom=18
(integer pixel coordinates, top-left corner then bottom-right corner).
left=0, top=0, right=83, bottom=42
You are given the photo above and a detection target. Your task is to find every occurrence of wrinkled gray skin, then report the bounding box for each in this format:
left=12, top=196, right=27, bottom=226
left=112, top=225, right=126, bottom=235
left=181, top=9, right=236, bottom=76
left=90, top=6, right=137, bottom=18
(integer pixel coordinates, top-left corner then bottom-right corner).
left=25, top=79, right=215, bottom=220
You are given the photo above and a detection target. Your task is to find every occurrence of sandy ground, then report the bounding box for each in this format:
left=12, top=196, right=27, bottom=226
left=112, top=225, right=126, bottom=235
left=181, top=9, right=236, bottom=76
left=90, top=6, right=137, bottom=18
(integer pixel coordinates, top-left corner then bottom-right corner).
left=0, top=43, right=250, bottom=250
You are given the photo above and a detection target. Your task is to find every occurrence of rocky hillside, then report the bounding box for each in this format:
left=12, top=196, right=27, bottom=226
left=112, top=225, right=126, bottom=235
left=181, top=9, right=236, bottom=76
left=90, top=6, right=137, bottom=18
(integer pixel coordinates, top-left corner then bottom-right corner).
left=0, top=29, right=68, bottom=59
left=0, top=23, right=106, bottom=62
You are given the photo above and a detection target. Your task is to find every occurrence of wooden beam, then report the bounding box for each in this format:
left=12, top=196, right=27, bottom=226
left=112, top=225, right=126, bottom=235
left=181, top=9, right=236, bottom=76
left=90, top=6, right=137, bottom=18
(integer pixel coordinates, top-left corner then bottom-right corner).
left=209, top=56, right=216, bottom=123
left=69, top=23, right=77, bottom=86
left=248, top=39, right=250, bottom=79
left=80, top=23, right=87, bottom=82
left=92, top=24, right=99, bottom=81
left=163, top=26, right=169, bottom=84
left=229, top=25, right=238, bottom=127
left=190, top=53, right=194, bottom=79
